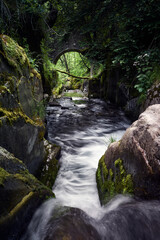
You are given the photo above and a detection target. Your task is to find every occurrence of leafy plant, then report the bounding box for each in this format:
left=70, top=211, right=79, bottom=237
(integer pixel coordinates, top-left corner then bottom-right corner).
left=23, top=38, right=40, bottom=71
left=109, top=136, right=116, bottom=144
left=134, top=49, right=160, bottom=95
left=41, top=39, right=58, bottom=94
left=103, top=135, right=117, bottom=146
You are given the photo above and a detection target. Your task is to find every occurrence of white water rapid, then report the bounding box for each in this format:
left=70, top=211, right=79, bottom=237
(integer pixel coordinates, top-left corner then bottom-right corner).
left=21, top=97, right=132, bottom=240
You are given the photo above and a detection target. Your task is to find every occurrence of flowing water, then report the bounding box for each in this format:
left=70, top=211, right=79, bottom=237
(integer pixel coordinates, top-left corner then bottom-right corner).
left=46, top=97, right=130, bottom=219
left=22, top=97, right=160, bottom=240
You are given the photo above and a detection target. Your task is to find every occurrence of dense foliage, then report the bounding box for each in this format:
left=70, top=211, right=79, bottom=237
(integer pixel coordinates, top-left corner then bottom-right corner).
left=0, top=0, right=57, bottom=51
left=56, top=52, right=90, bottom=78
left=53, top=0, right=160, bottom=96
left=1, top=0, right=160, bottom=97
left=0, top=0, right=58, bottom=94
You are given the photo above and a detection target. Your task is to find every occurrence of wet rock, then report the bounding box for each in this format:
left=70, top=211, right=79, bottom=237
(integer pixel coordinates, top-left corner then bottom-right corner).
left=100, top=199, right=160, bottom=240
left=0, top=115, right=45, bottom=175
left=0, top=146, right=54, bottom=240
left=44, top=207, right=101, bottom=240
left=48, top=101, right=61, bottom=107
left=38, top=140, right=61, bottom=189
left=97, top=104, right=160, bottom=203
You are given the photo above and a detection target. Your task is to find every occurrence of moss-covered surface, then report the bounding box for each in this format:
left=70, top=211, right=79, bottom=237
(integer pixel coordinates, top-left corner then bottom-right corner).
left=0, top=168, right=10, bottom=186
left=30, top=68, right=41, bottom=80
left=0, top=146, right=54, bottom=235
left=70, top=77, right=83, bottom=90
left=0, top=107, right=44, bottom=127
left=0, top=35, right=44, bottom=121
left=0, top=34, right=30, bottom=75
left=73, top=99, right=87, bottom=104
left=38, top=140, right=61, bottom=189
left=96, top=155, right=133, bottom=205
left=63, top=91, right=84, bottom=98
left=39, top=157, right=59, bottom=189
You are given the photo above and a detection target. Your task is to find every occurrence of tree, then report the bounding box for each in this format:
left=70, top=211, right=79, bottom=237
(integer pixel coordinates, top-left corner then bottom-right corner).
left=53, top=0, right=160, bottom=94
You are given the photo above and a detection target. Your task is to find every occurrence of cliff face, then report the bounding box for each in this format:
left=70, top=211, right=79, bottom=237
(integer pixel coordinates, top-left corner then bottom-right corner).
left=0, top=35, right=54, bottom=239
left=0, top=35, right=45, bottom=175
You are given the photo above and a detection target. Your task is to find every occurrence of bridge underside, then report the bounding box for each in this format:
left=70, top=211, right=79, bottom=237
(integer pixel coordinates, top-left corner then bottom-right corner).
left=53, top=48, right=84, bottom=65
left=51, top=31, right=87, bottom=64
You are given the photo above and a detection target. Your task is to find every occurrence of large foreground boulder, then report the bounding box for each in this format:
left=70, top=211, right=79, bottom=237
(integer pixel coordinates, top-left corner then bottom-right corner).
left=0, top=146, right=54, bottom=240
left=44, top=207, right=101, bottom=240
left=99, top=197, right=160, bottom=240
left=97, top=104, right=160, bottom=204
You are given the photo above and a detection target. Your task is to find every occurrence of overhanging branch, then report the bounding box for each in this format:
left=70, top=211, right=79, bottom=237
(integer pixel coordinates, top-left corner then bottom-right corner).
left=55, top=69, right=90, bottom=80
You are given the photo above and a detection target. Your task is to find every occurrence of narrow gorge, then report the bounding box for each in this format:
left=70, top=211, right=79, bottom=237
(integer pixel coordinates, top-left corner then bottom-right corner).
left=0, top=1, right=160, bottom=239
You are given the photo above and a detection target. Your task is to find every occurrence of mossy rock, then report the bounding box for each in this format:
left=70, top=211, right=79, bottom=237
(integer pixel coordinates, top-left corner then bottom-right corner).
left=0, top=35, right=44, bottom=120
left=0, top=107, right=45, bottom=175
left=38, top=140, right=61, bottom=189
left=70, top=77, right=83, bottom=90
left=0, top=34, right=30, bottom=76
left=0, top=146, right=54, bottom=240
left=96, top=155, right=133, bottom=205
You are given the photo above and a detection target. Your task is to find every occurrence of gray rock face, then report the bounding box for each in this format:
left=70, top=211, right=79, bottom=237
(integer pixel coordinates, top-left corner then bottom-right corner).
left=38, top=140, right=61, bottom=189
left=0, top=35, right=56, bottom=240
left=97, top=104, right=160, bottom=201
left=0, top=35, right=45, bottom=175
left=0, top=118, right=45, bottom=174
left=44, top=207, right=101, bottom=240
left=0, top=146, right=54, bottom=240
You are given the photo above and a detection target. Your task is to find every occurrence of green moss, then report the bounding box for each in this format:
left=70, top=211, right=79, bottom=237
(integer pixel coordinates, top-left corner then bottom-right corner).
left=0, top=167, right=10, bottom=186
left=9, top=192, right=34, bottom=217
left=73, top=100, right=87, bottom=104
left=70, top=77, right=83, bottom=90
left=0, top=85, right=11, bottom=94
left=30, top=68, right=41, bottom=80
left=0, top=107, right=44, bottom=127
left=0, top=73, right=18, bottom=94
left=96, top=156, right=133, bottom=205
left=38, top=141, right=61, bottom=189
left=114, top=158, right=133, bottom=194
left=63, top=92, right=84, bottom=98
left=13, top=172, right=36, bottom=186
left=40, top=157, right=59, bottom=189
left=0, top=35, right=30, bottom=75
left=52, top=82, right=63, bottom=97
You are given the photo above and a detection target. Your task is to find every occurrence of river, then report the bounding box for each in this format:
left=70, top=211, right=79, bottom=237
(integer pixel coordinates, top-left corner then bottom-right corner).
left=21, top=96, right=160, bottom=240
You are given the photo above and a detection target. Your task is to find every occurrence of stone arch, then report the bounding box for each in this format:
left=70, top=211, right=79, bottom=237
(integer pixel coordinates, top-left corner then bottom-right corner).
left=53, top=48, right=84, bottom=65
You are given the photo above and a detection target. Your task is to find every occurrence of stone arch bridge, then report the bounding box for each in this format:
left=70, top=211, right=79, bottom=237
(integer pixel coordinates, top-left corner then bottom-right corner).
left=51, top=32, right=87, bottom=64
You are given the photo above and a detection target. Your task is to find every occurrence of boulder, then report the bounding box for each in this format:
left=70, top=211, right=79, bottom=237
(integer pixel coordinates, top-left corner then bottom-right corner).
left=97, top=104, right=160, bottom=204
left=38, top=139, right=61, bottom=189
left=0, top=107, right=45, bottom=175
left=0, top=146, right=54, bottom=240
left=44, top=207, right=101, bottom=240
left=99, top=199, right=160, bottom=240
